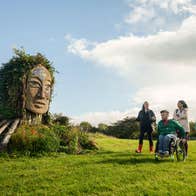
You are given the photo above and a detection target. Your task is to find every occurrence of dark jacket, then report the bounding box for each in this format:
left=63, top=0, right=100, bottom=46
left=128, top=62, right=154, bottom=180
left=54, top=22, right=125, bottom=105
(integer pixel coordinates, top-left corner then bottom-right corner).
left=136, top=109, right=156, bottom=128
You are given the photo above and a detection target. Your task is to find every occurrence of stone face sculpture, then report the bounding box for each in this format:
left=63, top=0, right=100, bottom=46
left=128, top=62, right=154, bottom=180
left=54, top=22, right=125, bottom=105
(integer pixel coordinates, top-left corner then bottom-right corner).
left=23, top=64, right=52, bottom=124
left=26, top=65, right=52, bottom=114
left=24, top=65, right=52, bottom=125
left=0, top=50, right=55, bottom=150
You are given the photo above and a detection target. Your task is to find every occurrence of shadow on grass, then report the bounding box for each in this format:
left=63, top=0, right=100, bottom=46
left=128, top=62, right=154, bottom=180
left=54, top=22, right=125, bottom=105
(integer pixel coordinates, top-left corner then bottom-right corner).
left=96, top=151, right=173, bottom=165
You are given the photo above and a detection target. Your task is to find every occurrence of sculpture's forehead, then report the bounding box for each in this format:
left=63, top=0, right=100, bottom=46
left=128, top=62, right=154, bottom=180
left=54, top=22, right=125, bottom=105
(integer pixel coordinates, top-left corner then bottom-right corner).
left=30, top=65, right=51, bottom=81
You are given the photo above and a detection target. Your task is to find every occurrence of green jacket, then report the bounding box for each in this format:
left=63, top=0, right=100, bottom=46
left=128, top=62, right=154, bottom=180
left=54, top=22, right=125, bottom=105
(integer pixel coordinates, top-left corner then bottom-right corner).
left=157, top=119, right=186, bottom=138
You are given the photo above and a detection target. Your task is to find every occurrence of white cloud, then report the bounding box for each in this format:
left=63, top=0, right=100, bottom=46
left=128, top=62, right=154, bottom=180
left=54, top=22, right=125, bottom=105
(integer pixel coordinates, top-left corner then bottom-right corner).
left=128, top=0, right=193, bottom=15
left=66, top=16, right=196, bottom=79
left=65, top=2, right=196, bottom=125
left=71, top=110, right=137, bottom=126
left=182, top=4, right=196, bottom=14
left=72, top=111, right=126, bottom=126
left=125, top=7, right=155, bottom=24
left=125, top=0, right=195, bottom=33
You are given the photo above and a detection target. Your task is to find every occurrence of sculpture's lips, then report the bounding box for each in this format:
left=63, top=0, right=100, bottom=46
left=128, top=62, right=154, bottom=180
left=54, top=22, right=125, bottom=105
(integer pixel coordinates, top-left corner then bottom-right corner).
left=34, top=101, right=46, bottom=107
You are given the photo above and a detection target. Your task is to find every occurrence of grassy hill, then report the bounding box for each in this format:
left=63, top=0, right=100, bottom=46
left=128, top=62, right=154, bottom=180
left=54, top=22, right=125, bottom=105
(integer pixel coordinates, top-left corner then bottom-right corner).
left=0, top=134, right=196, bottom=195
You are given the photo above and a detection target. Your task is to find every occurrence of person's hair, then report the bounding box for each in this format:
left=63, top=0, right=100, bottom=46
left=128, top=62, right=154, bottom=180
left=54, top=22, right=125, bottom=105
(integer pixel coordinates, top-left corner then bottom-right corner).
left=178, top=100, right=188, bottom=109
left=142, top=101, right=149, bottom=112
left=0, top=49, right=55, bottom=119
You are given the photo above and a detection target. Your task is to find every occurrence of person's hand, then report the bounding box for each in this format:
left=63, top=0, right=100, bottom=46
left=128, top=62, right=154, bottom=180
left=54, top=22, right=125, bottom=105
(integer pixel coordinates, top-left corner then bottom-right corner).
left=130, top=117, right=137, bottom=122
left=182, top=138, right=187, bottom=143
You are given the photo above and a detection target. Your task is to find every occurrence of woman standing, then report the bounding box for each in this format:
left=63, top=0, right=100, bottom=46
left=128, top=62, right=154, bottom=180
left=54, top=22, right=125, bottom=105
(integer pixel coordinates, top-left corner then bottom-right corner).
left=173, top=100, right=190, bottom=156
left=135, top=101, right=156, bottom=153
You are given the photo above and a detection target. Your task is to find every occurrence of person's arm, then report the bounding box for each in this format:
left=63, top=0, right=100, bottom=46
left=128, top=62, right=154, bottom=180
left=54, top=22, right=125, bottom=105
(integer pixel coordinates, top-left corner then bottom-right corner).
left=157, top=122, right=161, bottom=139
left=179, top=109, right=188, bottom=120
left=135, top=111, right=141, bottom=121
left=173, top=109, right=178, bottom=120
left=150, top=110, right=156, bottom=122
left=173, top=120, right=186, bottom=138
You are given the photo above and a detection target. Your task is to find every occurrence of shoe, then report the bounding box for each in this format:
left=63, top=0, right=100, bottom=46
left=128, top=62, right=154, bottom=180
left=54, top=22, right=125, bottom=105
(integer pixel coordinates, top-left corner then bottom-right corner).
left=135, top=144, right=142, bottom=153
left=150, top=145, right=154, bottom=153
left=155, top=154, right=159, bottom=161
left=164, top=151, right=169, bottom=156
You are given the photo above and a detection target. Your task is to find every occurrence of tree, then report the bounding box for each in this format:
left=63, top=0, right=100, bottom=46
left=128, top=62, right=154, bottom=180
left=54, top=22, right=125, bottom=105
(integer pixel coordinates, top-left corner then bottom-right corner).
left=98, top=123, right=108, bottom=133
left=80, top=121, right=92, bottom=132
left=106, top=117, right=140, bottom=139
left=190, top=121, right=196, bottom=132
left=53, top=113, right=70, bottom=126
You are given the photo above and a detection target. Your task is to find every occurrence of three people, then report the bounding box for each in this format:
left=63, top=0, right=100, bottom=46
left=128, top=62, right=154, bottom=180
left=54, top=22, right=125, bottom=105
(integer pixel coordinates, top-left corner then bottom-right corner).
left=135, top=101, right=156, bottom=153
left=135, top=100, right=189, bottom=156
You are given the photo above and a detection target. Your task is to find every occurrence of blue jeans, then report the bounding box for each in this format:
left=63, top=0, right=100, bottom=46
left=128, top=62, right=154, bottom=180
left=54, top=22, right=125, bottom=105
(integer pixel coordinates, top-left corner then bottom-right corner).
left=158, top=134, right=177, bottom=152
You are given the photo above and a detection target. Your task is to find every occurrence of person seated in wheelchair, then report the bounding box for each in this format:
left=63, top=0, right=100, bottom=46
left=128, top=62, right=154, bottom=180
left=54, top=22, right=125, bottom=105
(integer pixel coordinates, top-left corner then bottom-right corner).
left=157, top=110, right=186, bottom=156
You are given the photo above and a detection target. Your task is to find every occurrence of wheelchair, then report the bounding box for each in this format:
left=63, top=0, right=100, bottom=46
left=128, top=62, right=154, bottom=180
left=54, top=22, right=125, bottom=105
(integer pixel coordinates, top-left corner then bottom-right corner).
left=155, top=136, right=186, bottom=162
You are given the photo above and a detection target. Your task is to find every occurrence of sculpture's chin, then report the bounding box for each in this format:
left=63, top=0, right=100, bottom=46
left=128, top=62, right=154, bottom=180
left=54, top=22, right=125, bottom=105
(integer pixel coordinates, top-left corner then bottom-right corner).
left=26, top=105, right=49, bottom=115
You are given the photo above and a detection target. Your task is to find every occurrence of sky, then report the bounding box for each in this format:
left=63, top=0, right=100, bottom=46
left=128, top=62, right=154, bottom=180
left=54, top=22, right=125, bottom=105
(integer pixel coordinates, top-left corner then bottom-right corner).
left=0, top=0, right=196, bottom=125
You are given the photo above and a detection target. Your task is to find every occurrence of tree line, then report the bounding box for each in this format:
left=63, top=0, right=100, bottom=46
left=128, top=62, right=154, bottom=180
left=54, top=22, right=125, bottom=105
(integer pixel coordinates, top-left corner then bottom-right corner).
left=53, top=114, right=196, bottom=139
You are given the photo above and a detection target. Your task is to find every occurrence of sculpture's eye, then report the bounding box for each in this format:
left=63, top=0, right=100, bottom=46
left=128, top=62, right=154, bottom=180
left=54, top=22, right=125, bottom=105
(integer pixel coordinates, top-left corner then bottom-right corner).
left=45, top=84, right=51, bottom=92
left=29, top=81, right=41, bottom=88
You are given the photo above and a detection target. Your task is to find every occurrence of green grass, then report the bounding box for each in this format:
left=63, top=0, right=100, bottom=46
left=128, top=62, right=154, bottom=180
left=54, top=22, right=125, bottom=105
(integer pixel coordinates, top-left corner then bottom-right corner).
left=0, top=134, right=196, bottom=195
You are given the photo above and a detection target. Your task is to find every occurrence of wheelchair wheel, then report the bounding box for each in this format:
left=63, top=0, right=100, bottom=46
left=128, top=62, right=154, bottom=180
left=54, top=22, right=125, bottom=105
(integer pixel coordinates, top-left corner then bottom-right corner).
left=176, top=140, right=186, bottom=162
left=169, top=139, right=176, bottom=155
left=155, top=153, right=159, bottom=161
left=168, top=140, right=176, bottom=162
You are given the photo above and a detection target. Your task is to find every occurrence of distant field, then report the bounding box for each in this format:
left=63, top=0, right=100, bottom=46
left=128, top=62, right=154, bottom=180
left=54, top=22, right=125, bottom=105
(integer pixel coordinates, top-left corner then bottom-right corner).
left=0, top=134, right=196, bottom=195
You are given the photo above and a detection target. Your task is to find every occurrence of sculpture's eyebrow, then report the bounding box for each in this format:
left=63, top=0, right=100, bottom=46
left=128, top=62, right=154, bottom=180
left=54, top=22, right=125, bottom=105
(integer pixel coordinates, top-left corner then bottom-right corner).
left=29, top=76, right=42, bottom=84
left=46, top=79, right=52, bottom=83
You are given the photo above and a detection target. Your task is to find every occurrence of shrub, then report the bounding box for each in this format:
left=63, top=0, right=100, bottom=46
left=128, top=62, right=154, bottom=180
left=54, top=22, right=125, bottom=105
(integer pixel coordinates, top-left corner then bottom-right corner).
left=52, top=125, right=98, bottom=154
left=78, top=131, right=98, bottom=150
left=67, top=131, right=80, bottom=154
left=9, top=124, right=98, bottom=156
left=52, top=124, right=70, bottom=146
left=190, top=130, right=196, bottom=138
left=9, top=125, right=60, bottom=155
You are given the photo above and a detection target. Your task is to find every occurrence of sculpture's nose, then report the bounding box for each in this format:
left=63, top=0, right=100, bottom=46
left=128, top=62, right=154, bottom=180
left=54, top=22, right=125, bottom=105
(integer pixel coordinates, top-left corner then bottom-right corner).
left=38, top=87, right=46, bottom=98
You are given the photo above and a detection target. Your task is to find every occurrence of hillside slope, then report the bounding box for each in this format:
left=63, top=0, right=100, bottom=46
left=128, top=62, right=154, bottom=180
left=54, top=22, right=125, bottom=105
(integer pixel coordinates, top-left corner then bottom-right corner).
left=0, top=134, right=196, bottom=195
